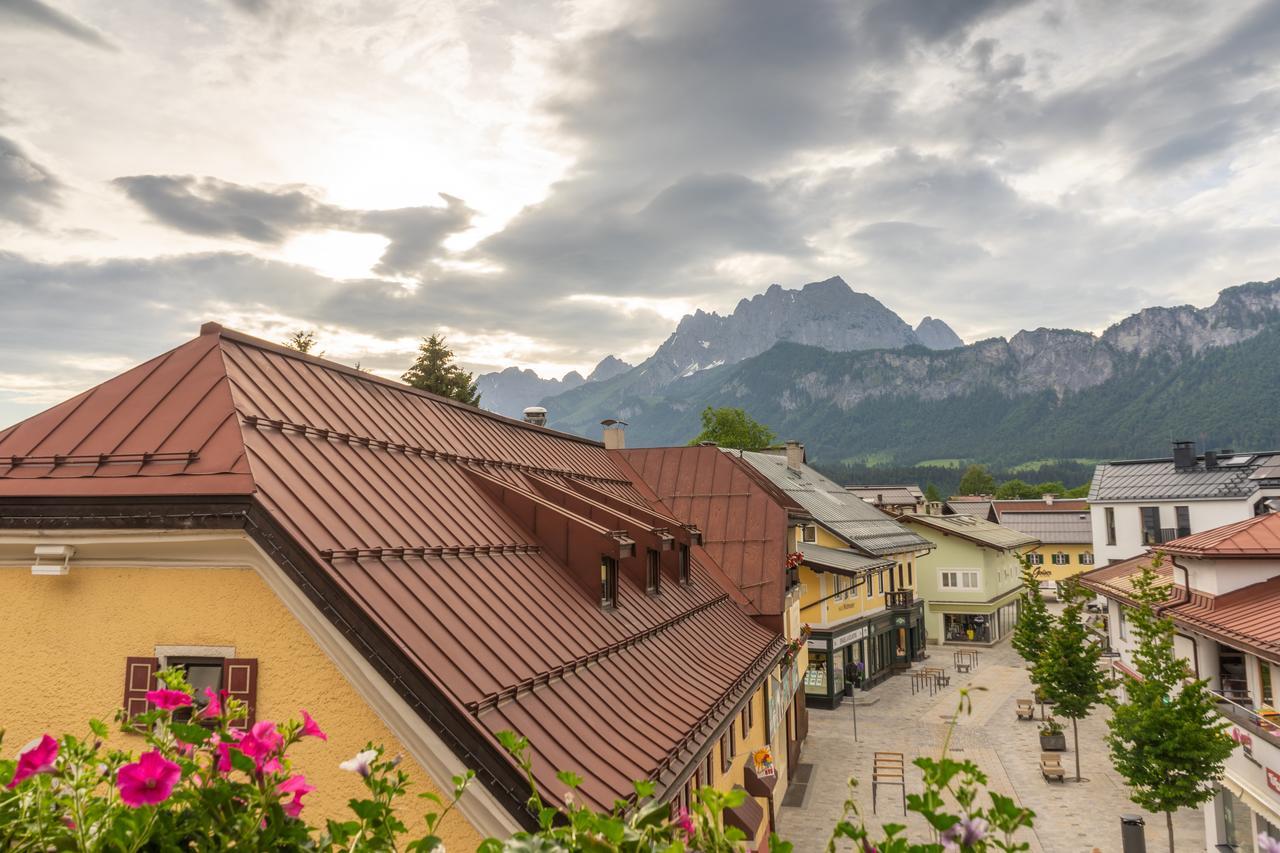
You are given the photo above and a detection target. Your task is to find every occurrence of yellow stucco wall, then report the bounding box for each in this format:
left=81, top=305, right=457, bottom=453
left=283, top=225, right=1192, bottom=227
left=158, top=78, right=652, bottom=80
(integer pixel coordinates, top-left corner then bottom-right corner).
left=1030, top=543, right=1096, bottom=582
left=703, top=685, right=773, bottom=847
left=0, top=565, right=483, bottom=849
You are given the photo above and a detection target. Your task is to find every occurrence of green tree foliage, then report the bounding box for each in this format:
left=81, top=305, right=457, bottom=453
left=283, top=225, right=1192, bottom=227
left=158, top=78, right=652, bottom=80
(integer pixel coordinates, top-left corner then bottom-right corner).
left=401, top=334, right=481, bottom=406
left=994, top=478, right=1033, bottom=499
left=924, top=483, right=942, bottom=503
left=688, top=407, right=776, bottom=450
left=1012, top=555, right=1053, bottom=675
left=1062, top=483, right=1090, bottom=498
left=957, top=464, right=995, bottom=496
left=283, top=329, right=322, bottom=356
left=1106, top=554, right=1235, bottom=852
left=1035, top=580, right=1107, bottom=781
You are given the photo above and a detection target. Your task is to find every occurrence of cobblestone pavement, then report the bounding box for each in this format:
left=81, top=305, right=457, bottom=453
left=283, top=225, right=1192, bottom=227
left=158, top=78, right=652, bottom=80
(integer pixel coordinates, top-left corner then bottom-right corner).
left=777, top=633, right=1204, bottom=853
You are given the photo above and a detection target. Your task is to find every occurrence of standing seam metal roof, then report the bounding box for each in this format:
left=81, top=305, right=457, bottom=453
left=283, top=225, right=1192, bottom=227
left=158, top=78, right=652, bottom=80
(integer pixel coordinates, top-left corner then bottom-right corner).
left=0, top=326, right=780, bottom=813
left=1088, top=455, right=1278, bottom=502
left=899, top=513, right=1039, bottom=550
left=996, top=511, right=1092, bottom=545
left=729, top=450, right=933, bottom=557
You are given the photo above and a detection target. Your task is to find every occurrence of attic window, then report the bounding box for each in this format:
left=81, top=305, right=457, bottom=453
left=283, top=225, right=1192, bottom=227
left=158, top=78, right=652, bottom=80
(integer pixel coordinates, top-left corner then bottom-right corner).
left=801, top=525, right=817, bottom=543
left=678, top=543, right=690, bottom=584
left=646, top=548, right=661, bottom=595
left=600, top=556, right=618, bottom=609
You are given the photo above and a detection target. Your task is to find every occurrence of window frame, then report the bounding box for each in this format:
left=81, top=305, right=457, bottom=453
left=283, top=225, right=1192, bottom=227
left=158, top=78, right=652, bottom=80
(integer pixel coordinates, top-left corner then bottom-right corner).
left=678, top=543, right=690, bottom=584
left=940, top=569, right=979, bottom=589
left=801, top=525, right=817, bottom=543
left=1105, top=507, right=1117, bottom=546
left=1139, top=506, right=1161, bottom=545
left=1175, top=505, right=1191, bottom=539
left=646, top=548, right=661, bottom=595
left=166, top=656, right=225, bottom=725
left=600, top=555, right=618, bottom=609
left=1051, top=552, right=1070, bottom=566
left=1080, top=552, right=1095, bottom=565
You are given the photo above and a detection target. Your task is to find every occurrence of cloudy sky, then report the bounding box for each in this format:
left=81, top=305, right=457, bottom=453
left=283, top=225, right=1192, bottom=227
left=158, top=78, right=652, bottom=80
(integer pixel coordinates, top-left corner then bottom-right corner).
left=3, top=0, right=1280, bottom=426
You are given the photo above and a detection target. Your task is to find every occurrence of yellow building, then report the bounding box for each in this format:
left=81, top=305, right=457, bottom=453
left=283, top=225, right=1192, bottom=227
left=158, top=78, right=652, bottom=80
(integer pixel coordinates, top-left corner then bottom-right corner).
left=0, top=325, right=788, bottom=845
left=991, top=498, right=1096, bottom=588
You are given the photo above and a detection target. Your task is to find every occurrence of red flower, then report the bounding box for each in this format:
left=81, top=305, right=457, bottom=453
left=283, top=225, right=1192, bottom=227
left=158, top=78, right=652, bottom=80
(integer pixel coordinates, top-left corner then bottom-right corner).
left=6, top=734, right=58, bottom=788
left=117, top=750, right=181, bottom=807
left=146, top=689, right=193, bottom=711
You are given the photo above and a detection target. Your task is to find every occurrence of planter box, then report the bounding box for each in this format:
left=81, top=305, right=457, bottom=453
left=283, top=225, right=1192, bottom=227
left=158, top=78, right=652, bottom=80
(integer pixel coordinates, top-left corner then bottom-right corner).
left=1039, top=734, right=1067, bottom=751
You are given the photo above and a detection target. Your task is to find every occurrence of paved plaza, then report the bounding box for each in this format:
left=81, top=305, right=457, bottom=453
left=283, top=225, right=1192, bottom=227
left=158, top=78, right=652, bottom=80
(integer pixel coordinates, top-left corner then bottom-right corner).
left=778, top=632, right=1204, bottom=852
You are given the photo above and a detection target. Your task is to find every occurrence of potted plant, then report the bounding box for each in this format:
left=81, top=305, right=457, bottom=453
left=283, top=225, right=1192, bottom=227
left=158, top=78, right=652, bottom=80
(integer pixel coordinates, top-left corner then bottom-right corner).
left=1039, top=717, right=1066, bottom=751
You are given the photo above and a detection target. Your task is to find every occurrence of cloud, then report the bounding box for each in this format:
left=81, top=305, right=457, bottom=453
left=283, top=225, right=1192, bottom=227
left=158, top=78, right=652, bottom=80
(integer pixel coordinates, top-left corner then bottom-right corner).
left=0, top=0, right=115, bottom=49
left=0, top=135, right=61, bottom=225
left=113, top=175, right=474, bottom=275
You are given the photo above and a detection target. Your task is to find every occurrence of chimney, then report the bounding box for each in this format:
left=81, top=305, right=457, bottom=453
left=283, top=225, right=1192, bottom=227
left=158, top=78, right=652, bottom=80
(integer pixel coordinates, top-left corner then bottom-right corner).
left=925, top=501, right=943, bottom=516
left=601, top=418, right=627, bottom=450
left=1172, top=440, right=1197, bottom=470
left=1042, top=493, right=1055, bottom=505
left=522, top=406, right=547, bottom=427
left=785, top=440, right=805, bottom=472
left=1204, top=450, right=1218, bottom=469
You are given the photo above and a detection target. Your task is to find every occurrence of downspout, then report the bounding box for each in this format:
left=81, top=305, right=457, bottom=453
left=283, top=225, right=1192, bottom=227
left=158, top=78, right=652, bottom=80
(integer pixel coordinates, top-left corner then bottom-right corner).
left=1160, top=556, right=1200, bottom=678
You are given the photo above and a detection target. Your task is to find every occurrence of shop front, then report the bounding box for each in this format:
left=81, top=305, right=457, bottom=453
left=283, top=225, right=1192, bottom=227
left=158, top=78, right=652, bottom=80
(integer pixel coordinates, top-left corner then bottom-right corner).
left=804, top=602, right=926, bottom=708
left=933, top=593, right=1021, bottom=646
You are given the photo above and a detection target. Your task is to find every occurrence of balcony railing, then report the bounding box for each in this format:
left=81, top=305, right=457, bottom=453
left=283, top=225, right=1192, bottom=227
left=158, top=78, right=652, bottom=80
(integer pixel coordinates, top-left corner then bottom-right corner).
left=886, top=589, right=914, bottom=609
left=1211, top=690, right=1280, bottom=751
left=1141, top=527, right=1180, bottom=545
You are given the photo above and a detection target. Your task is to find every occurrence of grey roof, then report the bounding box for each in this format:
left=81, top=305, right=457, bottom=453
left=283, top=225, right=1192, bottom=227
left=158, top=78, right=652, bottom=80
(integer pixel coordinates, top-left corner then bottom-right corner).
left=846, top=485, right=923, bottom=506
left=798, top=543, right=895, bottom=575
left=945, top=500, right=992, bottom=518
left=901, top=513, right=1040, bottom=550
left=729, top=450, right=934, bottom=557
left=1089, top=452, right=1280, bottom=502
left=997, top=511, right=1092, bottom=544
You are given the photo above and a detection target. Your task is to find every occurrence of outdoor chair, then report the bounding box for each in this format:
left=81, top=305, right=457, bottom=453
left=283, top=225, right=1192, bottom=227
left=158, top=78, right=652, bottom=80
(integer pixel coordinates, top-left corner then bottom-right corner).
left=1040, top=752, right=1065, bottom=783
left=1016, top=699, right=1035, bottom=721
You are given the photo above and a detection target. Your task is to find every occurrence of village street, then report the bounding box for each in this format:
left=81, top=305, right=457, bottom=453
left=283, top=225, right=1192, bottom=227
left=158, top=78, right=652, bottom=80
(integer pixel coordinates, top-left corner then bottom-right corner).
left=778, top=629, right=1205, bottom=853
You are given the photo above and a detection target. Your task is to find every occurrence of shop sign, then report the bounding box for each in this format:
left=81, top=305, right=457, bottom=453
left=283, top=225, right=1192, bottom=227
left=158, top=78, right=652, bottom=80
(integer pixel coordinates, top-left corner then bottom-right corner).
left=832, top=626, right=868, bottom=650
left=767, top=659, right=800, bottom=741
left=753, top=746, right=776, bottom=779
left=1268, top=767, right=1280, bottom=797
left=1231, top=727, right=1253, bottom=758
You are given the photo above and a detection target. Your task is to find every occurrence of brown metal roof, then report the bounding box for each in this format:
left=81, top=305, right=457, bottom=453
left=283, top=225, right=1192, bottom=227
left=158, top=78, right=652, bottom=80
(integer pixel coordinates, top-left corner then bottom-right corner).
left=617, top=445, right=793, bottom=620
left=0, top=324, right=782, bottom=814
left=1077, top=553, right=1172, bottom=606
left=1159, top=512, right=1280, bottom=557
left=991, top=498, right=1089, bottom=518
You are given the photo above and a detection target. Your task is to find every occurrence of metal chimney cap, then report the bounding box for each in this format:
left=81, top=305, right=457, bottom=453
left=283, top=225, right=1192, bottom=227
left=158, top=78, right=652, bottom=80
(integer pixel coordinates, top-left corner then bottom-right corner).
left=600, top=418, right=628, bottom=427
left=523, top=406, right=547, bottom=415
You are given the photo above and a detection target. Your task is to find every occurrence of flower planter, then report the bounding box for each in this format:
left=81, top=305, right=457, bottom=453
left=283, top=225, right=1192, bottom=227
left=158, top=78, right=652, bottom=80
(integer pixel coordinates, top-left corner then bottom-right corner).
left=1039, top=733, right=1066, bottom=751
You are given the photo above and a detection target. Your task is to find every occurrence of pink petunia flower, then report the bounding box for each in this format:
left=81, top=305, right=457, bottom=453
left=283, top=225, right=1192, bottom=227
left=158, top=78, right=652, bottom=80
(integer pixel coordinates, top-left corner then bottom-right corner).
left=673, top=806, right=695, bottom=840
left=299, top=710, right=327, bottom=741
left=201, top=687, right=225, bottom=717
left=6, top=735, right=58, bottom=788
left=277, top=774, right=314, bottom=818
left=237, top=721, right=283, bottom=772
left=146, top=689, right=192, bottom=711
left=1258, top=835, right=1280, bottom=853
left=117, top=750, right=182, bottom=807
left=212, top=730, right=244, bottom=773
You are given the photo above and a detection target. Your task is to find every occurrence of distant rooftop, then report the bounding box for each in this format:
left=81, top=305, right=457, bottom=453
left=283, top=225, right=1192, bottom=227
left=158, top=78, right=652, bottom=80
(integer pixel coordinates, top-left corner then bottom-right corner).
left=846, top=484, right=923, bottom=506
left=900, top=513, right=1039, bottom=551
left=1089, top=450, right=1280, bottom=502
left=997, top=510, right=1092, bottom=544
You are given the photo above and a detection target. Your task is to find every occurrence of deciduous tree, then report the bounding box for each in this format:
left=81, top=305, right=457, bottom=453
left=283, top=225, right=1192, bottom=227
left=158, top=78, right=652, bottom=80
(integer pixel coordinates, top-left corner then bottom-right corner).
left=957, top=464, right=995, bottom=496
left=1106, top=554, right=1235, bottom=852
left=1035, top=579, right=1107, bottom=781
left=1012, top=555, right=1053, bottom=716
left=688, top=407, right=776, bottom=450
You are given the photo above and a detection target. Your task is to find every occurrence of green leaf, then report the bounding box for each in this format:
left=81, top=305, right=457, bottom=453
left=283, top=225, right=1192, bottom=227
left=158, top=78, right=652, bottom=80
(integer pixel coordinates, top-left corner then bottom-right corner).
left=170, top=722, right=213, bottom=746
left=555, top=770, right=583, bottom=789
left=89, top=719, right=109, bottom=738
left=633, top=779, right=656, bottom=799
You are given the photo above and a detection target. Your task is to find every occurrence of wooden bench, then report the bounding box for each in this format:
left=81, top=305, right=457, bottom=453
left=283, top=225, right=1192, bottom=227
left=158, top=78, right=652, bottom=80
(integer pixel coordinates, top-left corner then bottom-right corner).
left=1040, top=752, right=1065, bottom=783
left=1016, top=699, right=1035, bottom=721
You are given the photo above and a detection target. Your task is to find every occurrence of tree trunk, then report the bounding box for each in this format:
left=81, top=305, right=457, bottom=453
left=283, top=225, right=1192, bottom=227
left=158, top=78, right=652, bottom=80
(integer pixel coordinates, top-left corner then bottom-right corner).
left=1166, top=810, right=1174, bottom=853
left=1072, top=718, right=1081, bottom=782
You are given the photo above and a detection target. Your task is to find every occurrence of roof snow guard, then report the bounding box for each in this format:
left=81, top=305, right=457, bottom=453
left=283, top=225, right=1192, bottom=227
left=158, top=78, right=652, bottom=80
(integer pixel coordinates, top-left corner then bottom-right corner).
left=0, top=325, right=781, bottom=818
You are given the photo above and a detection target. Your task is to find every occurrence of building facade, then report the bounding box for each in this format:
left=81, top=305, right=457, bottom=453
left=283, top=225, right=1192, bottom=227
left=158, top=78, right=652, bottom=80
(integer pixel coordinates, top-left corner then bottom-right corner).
left=846, top=484, right=925, bottom=516
left=1088, top=442, right=1280, bottom=565
left=1080, top=513, right=1280, bottom=853
left=0, top=324, right=789, bottom=846
left=900, top=512, right=1038, bottom=645
left=991, top=497, right=1095, bottom=590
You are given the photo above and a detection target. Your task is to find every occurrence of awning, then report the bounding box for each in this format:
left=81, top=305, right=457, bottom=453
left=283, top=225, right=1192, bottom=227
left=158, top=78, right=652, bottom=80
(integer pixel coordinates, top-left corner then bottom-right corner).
left=800, top=543, right=895, bottom=577
left=723, top=786, right=765, bottom=839
left=1220, top=772, right=1280, bottom=825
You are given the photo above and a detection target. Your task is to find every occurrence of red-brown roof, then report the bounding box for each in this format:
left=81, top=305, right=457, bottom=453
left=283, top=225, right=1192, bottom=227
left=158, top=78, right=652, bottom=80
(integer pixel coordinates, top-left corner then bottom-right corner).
left=617, top=445, right=795, bottom=621
left=992, top=498, right=1088, bottom=518
left=0, top=325, right=781, bottom=815
left=1077, top=553, right=1173, bottom=606
left=1160, top=512, right=1280, bottom=557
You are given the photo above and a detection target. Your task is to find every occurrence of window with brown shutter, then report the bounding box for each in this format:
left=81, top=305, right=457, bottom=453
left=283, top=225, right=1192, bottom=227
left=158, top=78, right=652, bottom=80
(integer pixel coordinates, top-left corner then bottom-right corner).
left=740, top=704, right=748, bottom=739
left=705, top=750, right=714, bottom=784
left=123, top=657, right=159, bottom=723
left=222, top=658, right=259, bottom=728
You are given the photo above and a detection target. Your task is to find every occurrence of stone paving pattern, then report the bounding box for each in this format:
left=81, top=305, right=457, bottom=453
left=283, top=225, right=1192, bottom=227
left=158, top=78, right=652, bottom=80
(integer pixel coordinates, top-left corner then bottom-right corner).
left=778, top=631, right=1203, bottom=852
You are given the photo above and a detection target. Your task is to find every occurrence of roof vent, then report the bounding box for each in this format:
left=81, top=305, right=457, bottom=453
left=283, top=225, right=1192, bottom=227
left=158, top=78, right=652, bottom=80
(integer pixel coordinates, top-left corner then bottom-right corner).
left=1172, top=440, right=1197, bottom=470
left=522, top=406, right=547, bottom=427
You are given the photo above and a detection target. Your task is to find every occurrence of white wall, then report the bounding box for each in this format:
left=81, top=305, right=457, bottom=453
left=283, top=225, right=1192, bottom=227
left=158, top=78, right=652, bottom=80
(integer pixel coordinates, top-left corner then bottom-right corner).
left=1091, top=499, right=1256, bottom=564
left=1185, top=556, right=1280, bottom=595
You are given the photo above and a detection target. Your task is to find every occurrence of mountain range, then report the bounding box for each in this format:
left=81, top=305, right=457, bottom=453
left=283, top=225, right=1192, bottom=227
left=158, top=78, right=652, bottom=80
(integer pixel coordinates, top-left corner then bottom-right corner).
left=476, top=354, right=632, bottom=419
left=530, top=276, right=1280, bottom=466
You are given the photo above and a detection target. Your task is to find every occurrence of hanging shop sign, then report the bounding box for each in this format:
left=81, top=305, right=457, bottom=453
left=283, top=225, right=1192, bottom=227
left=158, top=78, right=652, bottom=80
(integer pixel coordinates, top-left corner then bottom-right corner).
left=753, top=746, right=776, bottom=779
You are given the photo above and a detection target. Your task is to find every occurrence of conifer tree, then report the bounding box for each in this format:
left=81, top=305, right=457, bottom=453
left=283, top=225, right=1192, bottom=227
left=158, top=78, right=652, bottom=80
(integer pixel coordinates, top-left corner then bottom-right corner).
left=401, top=334, right=480, bottom=406
left=1105, top=554, right=1235, bottom=852
left=1012, top=554, right=1054, bottom=717
left=924, top=483, right=942, bottom=503
left=284, top=329, right=322, bottom=356
left=1035, top=578, right=1107, bottom=781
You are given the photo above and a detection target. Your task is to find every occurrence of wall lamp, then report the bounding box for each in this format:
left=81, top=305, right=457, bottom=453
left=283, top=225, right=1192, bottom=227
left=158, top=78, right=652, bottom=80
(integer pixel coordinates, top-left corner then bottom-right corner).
left=32, top=544, right=76, bottom=576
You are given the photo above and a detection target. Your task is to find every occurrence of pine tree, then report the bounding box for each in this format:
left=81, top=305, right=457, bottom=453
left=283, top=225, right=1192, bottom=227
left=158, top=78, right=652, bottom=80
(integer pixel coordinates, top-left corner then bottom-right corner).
left=1105, top=554, right=1235, bottom=852
left=401, top=334, right=480, bottom=406
left=1035, top=579, right=1107, bottom=781
left=924, top=483, right=942, bottom=503
left=284, top=329, right=322, bottom=356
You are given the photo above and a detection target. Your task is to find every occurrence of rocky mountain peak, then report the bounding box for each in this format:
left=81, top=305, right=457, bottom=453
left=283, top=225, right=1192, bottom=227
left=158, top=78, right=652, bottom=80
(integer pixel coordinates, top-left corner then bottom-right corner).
left=587, top=355, right=632, bottom=383
left=914, top=316, right=963, bottom=349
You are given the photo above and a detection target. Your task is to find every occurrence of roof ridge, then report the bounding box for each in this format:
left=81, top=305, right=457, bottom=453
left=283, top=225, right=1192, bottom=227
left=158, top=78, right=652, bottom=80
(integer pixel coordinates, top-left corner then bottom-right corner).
left=204, top=322, right=605, bottom=448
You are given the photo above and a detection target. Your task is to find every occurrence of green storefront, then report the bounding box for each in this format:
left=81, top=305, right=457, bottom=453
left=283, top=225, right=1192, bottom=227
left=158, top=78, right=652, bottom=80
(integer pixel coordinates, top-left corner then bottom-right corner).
left=803, top=600, right=926, bottom=709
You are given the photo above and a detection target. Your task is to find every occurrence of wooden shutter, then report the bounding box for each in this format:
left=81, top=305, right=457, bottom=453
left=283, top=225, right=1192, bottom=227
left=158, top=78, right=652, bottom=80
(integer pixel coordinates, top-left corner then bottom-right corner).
left=222, top=658, right=258, bottom=728
left=123, top=657, right=159, bottom=722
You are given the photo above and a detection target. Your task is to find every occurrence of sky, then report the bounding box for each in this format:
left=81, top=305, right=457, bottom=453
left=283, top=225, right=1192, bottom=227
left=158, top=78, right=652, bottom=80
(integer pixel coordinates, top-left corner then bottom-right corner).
left=2, top=0, right=1280, bottom=427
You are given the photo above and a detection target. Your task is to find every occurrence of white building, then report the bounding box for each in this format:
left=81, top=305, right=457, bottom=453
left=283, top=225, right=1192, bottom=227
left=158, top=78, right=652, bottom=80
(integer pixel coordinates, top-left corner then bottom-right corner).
left=1080, top=513, right=1280, bottom=852
left=1088, top=442, right=1280, bottom=565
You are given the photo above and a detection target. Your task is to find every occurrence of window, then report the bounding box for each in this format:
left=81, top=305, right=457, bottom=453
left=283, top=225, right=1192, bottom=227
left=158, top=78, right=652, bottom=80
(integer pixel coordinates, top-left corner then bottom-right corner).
left=721, top=730, right=732, bottom=772
left=705, top=750, right=714, bottom=785
left=801, top=525, right=817, bottom=543
left=1080, top=552, right=1094, bottom=565
left=1027, top=552, right=1044, bottom=566
left=124, top=655, right=258, bottom=728
left=835, top=575, right=854, bottom=600
left=678, top=543, right=690, bottom=584
left=600, top=555, right=618, bottom=608
left=1175, top=505, right=1191, bottom=539
left=866, top=572, right=874, bottom=598
left=907, top=562, right=913, bottom=586
left=1117, top=605, right=1127, bottom=640
left=940, top=570, right=979, bottom=589
left=1105, top=507, right=1117, bottom=546
left=1140, top=506, right=1162, bottom=545
left=169, top=658, right=224, bottom=724
left=646, top=548, right=660, bottom=595
left=740, top=703, right=749, bottom=739
left=877, top=570, right=884, bottom=594
left=1051, top=552, right=1070, bottom=566
left=897, top=563, right=904, bottom=589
